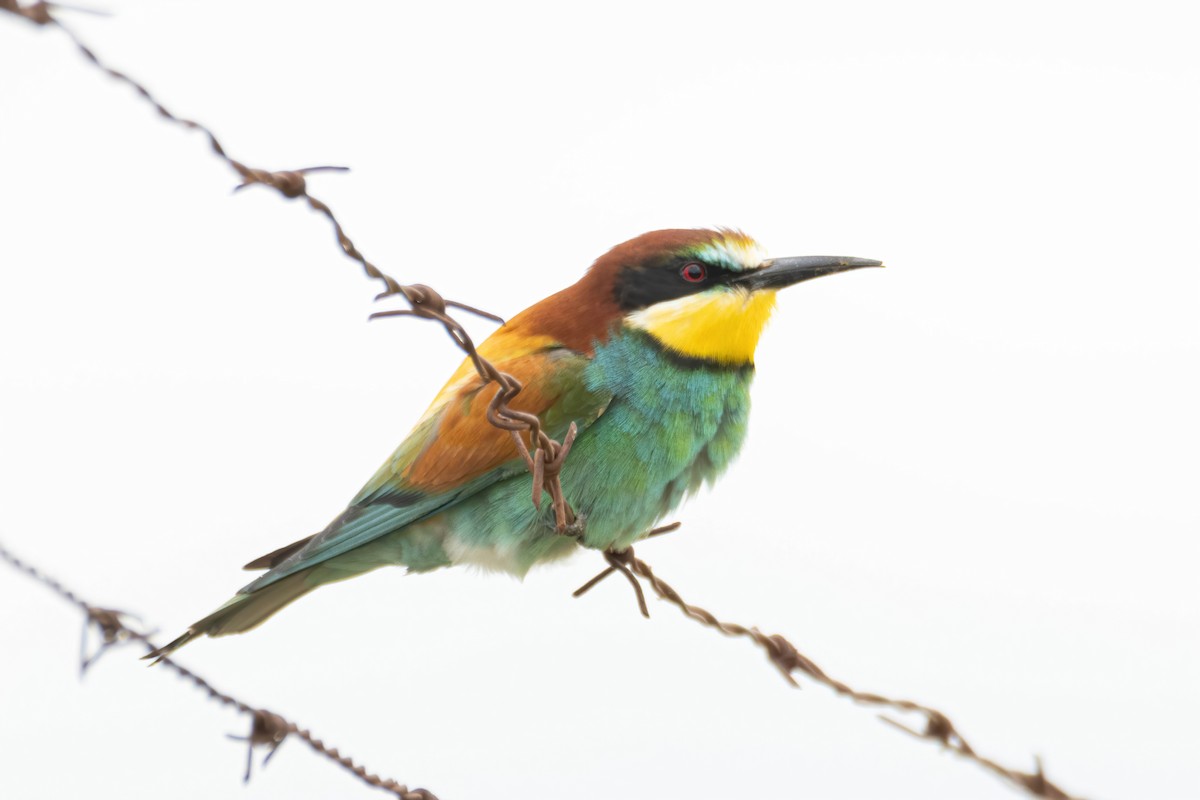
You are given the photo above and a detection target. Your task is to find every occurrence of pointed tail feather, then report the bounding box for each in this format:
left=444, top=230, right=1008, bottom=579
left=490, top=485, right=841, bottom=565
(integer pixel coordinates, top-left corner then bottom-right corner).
left=143, top=570, right=317, bottom=663
left=242, top=533, right=317, bottom=570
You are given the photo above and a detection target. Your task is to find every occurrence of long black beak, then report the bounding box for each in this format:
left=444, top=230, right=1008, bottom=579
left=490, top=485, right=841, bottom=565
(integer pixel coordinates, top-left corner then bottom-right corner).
left=733, top=255, right=883, bottom=291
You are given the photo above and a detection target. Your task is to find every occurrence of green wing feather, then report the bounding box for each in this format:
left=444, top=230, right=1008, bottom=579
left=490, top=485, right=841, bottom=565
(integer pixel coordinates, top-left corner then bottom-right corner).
left=242, top=347, right=610, bottom=593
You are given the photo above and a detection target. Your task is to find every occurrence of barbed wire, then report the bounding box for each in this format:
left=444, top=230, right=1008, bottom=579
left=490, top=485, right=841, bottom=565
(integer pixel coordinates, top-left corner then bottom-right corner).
left=2, top=3, right=1086, bottom=799
left=0, top=539, right=438, bottom=799
left=574, top=529, right=1079, bottom=800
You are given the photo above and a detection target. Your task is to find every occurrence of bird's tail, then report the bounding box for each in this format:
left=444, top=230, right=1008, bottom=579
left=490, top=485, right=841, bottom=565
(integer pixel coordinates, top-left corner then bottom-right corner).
left=144, top=570, right=317, bottom=663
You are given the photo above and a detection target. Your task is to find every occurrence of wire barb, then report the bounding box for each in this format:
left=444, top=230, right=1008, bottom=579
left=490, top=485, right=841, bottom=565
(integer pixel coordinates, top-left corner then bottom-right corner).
left=232, top=165, right=350, bottom=198
left=79, top=606, right=142, bottom=675
left=227, top=709, right=289, bottom=783
left=572, top=548, right=650, bottom=618
left=1, top=1, right=53, bottom=25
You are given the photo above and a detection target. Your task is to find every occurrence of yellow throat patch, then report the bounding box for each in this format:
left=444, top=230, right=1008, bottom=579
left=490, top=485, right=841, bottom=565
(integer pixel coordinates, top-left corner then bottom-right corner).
left=625, top=288, right=778, bottom=365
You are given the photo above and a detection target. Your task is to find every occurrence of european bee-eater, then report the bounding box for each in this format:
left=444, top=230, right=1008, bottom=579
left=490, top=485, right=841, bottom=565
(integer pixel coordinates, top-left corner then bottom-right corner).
left=154, top=228, right=881, bottom=656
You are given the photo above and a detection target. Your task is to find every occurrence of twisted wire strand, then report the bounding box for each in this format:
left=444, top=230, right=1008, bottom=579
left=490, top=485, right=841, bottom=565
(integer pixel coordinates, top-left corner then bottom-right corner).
left=0, top=540, right=438, bottom=799
left=2, top=0, right=571, bottom=529
left=601, top=544, right=1081, bottom=800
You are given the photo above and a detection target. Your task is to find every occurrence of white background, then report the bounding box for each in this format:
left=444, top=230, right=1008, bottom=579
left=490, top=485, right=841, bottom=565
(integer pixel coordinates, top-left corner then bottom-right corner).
left=2, top=2, right=1198, bottom=798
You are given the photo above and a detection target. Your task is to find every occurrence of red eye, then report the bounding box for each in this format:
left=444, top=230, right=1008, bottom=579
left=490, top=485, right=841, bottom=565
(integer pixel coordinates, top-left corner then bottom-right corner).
left=680, top=262, right=707, bottom=282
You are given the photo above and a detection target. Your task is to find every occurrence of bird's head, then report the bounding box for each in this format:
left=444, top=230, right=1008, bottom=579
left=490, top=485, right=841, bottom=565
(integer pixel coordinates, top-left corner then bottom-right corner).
left=501, top=228, right=880, bottom=369
left=575, top=228, right=882, bottom=366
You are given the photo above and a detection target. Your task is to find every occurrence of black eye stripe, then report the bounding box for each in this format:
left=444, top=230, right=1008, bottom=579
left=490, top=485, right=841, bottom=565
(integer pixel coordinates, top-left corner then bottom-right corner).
left=613, top=258, right=733, bottom=310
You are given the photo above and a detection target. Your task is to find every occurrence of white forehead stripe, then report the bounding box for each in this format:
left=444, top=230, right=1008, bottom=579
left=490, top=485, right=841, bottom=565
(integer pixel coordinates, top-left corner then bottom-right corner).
left=690, top=231, right=769, bottom=273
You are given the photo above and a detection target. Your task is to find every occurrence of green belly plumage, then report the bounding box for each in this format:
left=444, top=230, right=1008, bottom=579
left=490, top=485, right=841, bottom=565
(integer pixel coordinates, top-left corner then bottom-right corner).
left=434, top=329, right=753, bottom=574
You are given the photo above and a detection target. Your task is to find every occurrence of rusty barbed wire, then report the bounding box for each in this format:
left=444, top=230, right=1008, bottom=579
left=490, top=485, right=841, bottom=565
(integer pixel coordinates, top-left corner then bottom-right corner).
left=0, top=539, right=438, bottom=800
left=572, top=529, right=1082, bottom=800
left=2, top=4, right=1089, bottom=799
left=0, top=0, right=573, bottom=529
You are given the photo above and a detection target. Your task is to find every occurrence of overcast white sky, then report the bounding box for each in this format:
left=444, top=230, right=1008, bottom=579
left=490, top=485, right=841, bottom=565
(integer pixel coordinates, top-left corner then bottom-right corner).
left=2, top=2, right=1198, bottom=798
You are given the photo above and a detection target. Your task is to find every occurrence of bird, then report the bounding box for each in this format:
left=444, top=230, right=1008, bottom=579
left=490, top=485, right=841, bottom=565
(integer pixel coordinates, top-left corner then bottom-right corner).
left=150, top=228, right=881, bottom=658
